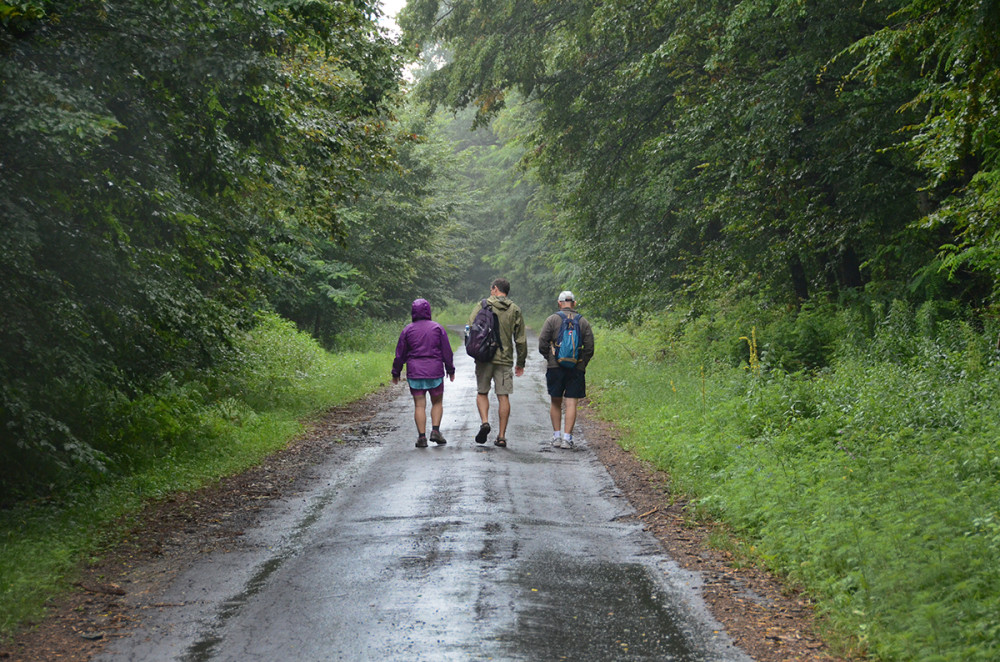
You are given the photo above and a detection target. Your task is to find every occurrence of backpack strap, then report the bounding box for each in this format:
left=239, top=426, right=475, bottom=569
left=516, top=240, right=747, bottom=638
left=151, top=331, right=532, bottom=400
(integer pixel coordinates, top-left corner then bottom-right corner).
left=484, top=299, right=501, bottom=350
left=553, top=310, right=572, bottom=349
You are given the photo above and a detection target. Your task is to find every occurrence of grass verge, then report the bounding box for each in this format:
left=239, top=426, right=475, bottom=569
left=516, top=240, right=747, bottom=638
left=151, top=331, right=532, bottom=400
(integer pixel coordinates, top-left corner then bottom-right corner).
left=586, top=305, right=1000, bottom=662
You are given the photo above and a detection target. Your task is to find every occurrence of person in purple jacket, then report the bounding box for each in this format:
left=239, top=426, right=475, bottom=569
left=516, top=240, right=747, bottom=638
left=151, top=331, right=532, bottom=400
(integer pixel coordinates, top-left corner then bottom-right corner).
left=391, top=299, right=456, bottom=448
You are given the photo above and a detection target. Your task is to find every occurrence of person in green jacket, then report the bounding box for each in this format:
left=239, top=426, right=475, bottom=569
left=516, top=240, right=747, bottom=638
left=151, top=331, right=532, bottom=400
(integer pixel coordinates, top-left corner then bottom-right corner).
left=469, top=278, right=527, bottom=448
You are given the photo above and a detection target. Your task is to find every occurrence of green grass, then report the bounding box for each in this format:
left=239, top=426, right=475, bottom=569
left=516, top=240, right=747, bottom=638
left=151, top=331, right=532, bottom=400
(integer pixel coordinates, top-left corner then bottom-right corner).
left=0, top=313, right=395, bottom=636
left=433, top=299, right=476, bottom=327
left=586, top=308, right=1000, bottom=662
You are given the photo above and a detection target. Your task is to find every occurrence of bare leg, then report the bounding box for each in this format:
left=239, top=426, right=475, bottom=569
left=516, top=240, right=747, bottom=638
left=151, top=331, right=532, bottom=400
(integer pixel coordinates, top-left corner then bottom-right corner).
left=497, top=394, right=511, bottom=438
left=563, top=397, right=578, bottom=435
left=430, top=393, right=443, bottom=427
left=476, top=392, right=490, bottom=424
left=550, top=396, right=563, bottom=432
left=413, top=393, right=427, bottom=435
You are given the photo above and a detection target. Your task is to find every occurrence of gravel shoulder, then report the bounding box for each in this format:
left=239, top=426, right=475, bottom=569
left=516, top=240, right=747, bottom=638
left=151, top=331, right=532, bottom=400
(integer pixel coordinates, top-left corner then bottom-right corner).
left=0, top=386, right=850, bottom=662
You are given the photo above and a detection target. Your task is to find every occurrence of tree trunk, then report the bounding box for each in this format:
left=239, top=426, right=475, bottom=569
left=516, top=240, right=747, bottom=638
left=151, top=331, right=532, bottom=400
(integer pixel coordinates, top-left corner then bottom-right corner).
left=838, top=245, right=863, bottom=290
left=789, top=256, right=809, bottom=303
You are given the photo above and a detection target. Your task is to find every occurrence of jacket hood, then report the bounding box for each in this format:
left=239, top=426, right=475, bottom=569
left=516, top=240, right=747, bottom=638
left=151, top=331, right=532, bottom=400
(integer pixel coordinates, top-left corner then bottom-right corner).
left=487, top=294, right=512, bottom=311
left=411, top=298, right=432, bottom=321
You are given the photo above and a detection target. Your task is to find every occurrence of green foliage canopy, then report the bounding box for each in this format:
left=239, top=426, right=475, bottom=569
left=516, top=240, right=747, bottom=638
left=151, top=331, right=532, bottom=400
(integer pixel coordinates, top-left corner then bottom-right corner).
left=841, top=0, right=1000, bottom=299
left=402, top=0, right=1000, bottom=318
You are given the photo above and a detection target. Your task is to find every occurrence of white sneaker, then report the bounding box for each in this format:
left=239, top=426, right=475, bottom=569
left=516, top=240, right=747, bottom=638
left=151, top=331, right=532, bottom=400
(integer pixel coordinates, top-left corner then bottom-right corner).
left=560, top=437, right=575, bottom=449
left=551, top=434, right=562, bottom=447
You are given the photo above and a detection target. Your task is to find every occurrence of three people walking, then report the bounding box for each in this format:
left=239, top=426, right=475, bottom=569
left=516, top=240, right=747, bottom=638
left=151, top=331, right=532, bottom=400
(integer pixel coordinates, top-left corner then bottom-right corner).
left=393, top=282, right=592, bottom=450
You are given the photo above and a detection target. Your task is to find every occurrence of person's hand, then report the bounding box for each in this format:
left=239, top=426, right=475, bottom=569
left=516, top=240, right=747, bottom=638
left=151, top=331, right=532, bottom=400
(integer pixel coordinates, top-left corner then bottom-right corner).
left=392, top=376, right=399, bottom=385
left=515, top=366, right=525, bottom=377
left=449, top=373, right=455, bottom=382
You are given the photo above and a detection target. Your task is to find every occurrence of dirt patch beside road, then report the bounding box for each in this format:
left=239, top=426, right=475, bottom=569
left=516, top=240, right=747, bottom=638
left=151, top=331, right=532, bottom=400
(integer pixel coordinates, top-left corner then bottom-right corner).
left=1, top=387, right=850, bottom=662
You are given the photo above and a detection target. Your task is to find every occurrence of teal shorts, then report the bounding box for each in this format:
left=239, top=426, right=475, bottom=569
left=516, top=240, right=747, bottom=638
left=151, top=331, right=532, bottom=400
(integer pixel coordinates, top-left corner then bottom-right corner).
left=407, top=377, right=444, bottom=396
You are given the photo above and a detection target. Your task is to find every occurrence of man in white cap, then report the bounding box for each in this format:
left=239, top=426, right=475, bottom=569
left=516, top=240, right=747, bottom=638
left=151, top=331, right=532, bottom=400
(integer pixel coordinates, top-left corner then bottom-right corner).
left=537, top=290, right=595, bottom=449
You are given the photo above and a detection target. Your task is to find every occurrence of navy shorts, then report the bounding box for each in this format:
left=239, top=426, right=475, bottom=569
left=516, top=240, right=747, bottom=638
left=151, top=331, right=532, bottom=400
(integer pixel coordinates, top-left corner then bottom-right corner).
left=546, top=366, right=586, bottom=399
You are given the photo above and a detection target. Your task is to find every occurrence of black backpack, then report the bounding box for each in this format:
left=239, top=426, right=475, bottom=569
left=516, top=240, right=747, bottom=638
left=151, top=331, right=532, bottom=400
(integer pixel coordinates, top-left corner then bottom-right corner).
left=465, top=299, right=502, bottom=362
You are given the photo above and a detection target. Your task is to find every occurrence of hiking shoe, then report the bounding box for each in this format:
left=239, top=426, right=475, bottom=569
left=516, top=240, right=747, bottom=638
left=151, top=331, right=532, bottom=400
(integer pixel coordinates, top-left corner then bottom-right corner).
left=559, top=438, right=575, bottom=450
left=430, top=430, right=447, bottom=445
left=475, top=422, right=491, bottom=444
left=416, top=436, right=428, bottom=448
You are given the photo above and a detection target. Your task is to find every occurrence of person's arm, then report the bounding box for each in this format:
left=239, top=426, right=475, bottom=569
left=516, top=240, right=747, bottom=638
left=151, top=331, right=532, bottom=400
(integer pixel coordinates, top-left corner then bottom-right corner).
left=514, top=309, right=528, bottom=370
left=579, top=317, right=596, bottom=370
left=538, top=315, right=554, bottom=357
left=440, top=325, right=455, bottom=377
left=391, top=329, right=408, bottom=381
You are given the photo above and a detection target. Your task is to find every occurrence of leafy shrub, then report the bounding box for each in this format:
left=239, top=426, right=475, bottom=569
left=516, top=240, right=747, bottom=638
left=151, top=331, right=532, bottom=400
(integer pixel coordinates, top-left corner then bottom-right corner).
left=99, top=376, right=210, bottom=471
left=759, top=302, right=843, bottom=372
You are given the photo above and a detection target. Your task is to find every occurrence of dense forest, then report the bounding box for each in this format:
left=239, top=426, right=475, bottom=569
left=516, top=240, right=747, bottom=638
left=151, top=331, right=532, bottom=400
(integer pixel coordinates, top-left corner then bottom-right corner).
left=1, top=0, right=438, bottom=495
left=400, top=0, right=1000, bottom=320
left=2, top=0, right=999, bottom=658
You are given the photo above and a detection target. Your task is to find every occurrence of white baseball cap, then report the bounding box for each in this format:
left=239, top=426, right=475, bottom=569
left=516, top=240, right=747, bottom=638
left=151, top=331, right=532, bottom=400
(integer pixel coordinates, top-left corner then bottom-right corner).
left=558, top=290, right=575, bottom=302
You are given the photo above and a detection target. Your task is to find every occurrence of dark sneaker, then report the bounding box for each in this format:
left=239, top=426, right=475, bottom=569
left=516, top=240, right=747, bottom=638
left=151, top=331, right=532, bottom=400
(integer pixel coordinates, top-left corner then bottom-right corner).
left=416, top=436, right=428, bottom=448
left=475, top=422, right=491, bottom=444
left=430, top=430, right=447, bottom=445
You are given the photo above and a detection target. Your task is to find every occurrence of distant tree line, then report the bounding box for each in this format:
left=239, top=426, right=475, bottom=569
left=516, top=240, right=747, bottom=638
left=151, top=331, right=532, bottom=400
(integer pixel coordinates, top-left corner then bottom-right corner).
left=400, top=0, right=1000, bottom=320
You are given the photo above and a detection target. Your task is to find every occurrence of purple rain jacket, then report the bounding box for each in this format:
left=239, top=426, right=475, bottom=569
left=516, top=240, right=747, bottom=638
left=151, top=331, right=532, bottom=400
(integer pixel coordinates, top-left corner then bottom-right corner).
left=391, top=299, right=456, bottom=381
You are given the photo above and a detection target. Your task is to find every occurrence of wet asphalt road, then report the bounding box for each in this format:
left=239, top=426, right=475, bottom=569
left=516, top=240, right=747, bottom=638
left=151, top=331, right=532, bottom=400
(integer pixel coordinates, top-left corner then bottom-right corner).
left=96, top=337, right=752, bottom=662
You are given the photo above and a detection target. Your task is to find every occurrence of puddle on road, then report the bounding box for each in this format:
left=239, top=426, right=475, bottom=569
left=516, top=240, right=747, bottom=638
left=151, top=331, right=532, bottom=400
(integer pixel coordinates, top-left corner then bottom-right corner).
left=499, top=556, right=741, bottom=662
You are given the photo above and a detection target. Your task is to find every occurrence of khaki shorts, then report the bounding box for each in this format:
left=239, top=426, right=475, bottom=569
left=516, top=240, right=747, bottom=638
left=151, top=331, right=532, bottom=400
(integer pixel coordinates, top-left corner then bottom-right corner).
left=475, top=362, right=514, bottom=396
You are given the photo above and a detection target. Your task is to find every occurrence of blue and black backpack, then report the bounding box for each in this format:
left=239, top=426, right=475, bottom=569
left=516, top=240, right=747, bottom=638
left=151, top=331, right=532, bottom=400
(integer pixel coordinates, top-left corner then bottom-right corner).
left=554, top=311, right=582, bottom=368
